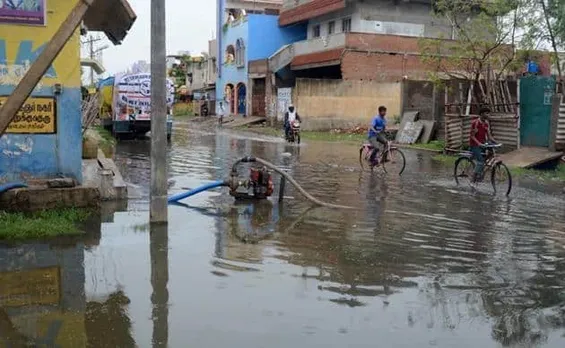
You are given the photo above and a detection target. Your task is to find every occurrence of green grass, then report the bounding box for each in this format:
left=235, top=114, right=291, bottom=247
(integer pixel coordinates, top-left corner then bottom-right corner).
left=92, top=126, right=116, bottom=158
left=0, top=208, right=91, bottom=240
left=432, top=153, right=565, bottom=181
left=510, top=164, right=565, bottom=181
left=408, top=140, right=445, bottom=152
left=173, top=103, right=194, bottom=117
left=239, top=126, right=367, bottom=143
left=432, top=154, right=458, bottom=165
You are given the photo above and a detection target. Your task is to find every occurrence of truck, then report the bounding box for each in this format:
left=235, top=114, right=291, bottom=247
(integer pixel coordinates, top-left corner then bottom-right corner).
left=98, top=73, right=174, bottom=140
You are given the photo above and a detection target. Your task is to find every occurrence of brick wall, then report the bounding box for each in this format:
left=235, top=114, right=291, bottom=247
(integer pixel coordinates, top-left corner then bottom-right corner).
left=346, top=33, right=423, bottom=52
left=342, top=33, right=439, bottom=81
left=341, top=51, right=430, bottom=81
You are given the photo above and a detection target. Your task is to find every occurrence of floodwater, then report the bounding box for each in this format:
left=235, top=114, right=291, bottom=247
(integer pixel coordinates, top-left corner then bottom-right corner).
left=1, top=119, right=565, bottom=348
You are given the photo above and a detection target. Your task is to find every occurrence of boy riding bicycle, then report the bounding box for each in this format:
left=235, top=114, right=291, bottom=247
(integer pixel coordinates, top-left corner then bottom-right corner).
left=470, top=107, right=496, bottom=182
left=367, top=106, right=388, bottom=164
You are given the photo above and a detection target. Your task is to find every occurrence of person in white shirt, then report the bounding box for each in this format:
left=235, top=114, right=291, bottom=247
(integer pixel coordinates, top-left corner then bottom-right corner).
left=284, top=105, right=301, bottom=139
left=217, top=101, right=226, bottom=126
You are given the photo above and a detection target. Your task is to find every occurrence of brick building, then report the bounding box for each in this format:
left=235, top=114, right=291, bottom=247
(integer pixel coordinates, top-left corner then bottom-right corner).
left=270, top=0, right=455, bottom=82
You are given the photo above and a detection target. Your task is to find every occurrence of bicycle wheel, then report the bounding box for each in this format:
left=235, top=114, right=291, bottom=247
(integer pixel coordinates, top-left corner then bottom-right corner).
left=382, top=148, right=406, bottom=176
left=491, top=162, right=512, bottom=196
left=454, top=157, right=475, bottom=186
left=359, top=146, right=373, bottom=171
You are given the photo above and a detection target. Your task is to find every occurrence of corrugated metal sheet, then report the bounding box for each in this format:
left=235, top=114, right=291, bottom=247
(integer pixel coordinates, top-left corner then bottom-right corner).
left=557, top=97, right=565, bottom=150
left=445, top=114, right=518, bottom=151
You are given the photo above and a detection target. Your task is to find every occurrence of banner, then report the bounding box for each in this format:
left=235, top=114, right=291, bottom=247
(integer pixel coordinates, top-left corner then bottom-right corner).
left=114, top=73, right=174, bottom=121
left=0, top=0, right=46, bottom=26
left=0, top=96, right=56, bottom=133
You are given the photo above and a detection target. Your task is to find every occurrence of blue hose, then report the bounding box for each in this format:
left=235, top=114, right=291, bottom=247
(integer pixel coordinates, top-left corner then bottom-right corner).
left=167, top=180, right=227, bottom=203
left=0, top=182, right=27, bottom=195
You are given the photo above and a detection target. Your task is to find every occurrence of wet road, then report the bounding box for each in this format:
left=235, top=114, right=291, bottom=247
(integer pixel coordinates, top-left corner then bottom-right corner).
left=2, top=119, right=565, bottom=347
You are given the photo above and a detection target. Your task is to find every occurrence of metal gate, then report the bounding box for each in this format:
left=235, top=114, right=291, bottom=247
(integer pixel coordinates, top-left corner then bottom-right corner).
left=519, top=76, right=556, bottom=147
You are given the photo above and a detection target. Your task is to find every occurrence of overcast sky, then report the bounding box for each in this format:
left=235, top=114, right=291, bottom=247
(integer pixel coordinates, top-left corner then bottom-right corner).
left=89, top=0, right=216, bottom=75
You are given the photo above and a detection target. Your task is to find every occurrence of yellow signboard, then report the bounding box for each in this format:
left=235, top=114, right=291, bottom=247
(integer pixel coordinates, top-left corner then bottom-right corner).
left=0, top=266, right=61, bottom=307
left=0, top=96, right=57, bottom=134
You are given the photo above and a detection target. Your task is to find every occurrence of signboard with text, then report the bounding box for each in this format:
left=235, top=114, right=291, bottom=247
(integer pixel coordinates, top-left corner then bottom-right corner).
left=114, top=73, right=175, bottom=121
left=0, top=96, right=56, bottom=134
left=0, top=0, right=46, bottom=26
left=277, top=88, right=292, bottom=121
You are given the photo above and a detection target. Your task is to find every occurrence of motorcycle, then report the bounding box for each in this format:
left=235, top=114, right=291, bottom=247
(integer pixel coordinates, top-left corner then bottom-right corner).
left=286, top=119, right=301, bottom=144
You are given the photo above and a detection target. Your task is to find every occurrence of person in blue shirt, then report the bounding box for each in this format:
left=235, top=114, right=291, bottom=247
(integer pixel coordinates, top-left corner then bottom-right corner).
left=367, top=106, right=388, bottom=164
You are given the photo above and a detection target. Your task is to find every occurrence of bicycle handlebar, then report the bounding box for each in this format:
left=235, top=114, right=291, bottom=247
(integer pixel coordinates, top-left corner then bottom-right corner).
left=481, top=143, right=502, bottom=149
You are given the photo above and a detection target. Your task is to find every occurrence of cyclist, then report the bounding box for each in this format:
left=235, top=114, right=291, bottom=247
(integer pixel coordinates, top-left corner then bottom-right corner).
left=470, top=107, right=496, bottom=182
left=367, top=105, right=388, bottom=164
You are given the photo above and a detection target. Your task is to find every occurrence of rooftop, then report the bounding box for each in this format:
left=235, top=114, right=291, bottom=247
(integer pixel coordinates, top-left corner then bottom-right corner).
left=83, top=0, right=137, bottom=45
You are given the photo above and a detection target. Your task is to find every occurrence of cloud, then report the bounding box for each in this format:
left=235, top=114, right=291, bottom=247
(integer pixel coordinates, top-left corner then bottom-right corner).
left=89, top=0, right=216, bottom=75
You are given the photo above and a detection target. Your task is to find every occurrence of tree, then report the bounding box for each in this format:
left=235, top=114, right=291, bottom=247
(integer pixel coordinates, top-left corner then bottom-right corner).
left=168, top=54, right=192, bottom=87
left=521, top=0, right=565, bottom=89
left=420, top=0, right=524, bottom=106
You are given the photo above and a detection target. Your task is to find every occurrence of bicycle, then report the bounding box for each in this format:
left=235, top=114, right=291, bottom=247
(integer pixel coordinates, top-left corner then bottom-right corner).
left=359, top=140, right=406, bottom=175
left=454, top=142, right=512, bottom=196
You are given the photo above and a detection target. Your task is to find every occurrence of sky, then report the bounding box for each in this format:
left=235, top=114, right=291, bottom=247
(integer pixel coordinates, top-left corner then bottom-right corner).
left=86, top=0, right=216, bottom=76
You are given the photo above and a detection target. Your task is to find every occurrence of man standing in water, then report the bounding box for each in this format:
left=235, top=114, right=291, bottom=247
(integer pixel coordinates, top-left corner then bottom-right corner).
left=367, top=106, right=388, bottom=164
left=217, top=100, right=226, bottom=126
left=470, top=107, right=496, bottom=182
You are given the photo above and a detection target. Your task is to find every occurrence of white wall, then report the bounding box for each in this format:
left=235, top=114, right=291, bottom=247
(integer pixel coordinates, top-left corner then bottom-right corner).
left=305, top=0, right=452, bottom=41
left=306, top=4, right=357, bottom=39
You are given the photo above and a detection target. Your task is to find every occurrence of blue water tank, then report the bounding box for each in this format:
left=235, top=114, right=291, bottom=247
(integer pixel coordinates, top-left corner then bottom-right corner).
left=527, top=60, right=539, bottom=74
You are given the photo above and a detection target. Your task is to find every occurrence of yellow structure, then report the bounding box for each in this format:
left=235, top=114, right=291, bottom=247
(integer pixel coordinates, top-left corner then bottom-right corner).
left=0, top=0, right=83, bottom=182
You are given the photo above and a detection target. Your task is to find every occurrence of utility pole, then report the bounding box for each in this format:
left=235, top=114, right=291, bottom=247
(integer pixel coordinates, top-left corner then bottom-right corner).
left=150, top=0, right=168, bottom=223
left=81, top=35, right=107, bottom=87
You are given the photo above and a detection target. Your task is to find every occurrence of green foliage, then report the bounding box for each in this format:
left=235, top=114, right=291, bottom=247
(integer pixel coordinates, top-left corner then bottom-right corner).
left=173, top=103, right=194, bottom=116
left=520, top=0, right=565, bottom=81
left=409, top=140, right=446, bottom=151
left=0, top=208, right=91, bottom=240
left=168, top=54, right=192, bottom=87
left=420, top=0, right=522, bottom=93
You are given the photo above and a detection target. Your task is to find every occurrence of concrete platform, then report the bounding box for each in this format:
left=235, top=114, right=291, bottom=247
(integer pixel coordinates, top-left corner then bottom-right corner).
left=82, top=150, right=128, bottom=201
left=0, top=184, right=100, bottom=213
left=499, top=146, right=564, bottom=169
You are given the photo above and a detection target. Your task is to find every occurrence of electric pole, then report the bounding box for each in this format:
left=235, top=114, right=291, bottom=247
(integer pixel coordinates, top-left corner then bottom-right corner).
left=150, top=0, right=168, bottom=223
left=82, top=35, right=108, bottom=87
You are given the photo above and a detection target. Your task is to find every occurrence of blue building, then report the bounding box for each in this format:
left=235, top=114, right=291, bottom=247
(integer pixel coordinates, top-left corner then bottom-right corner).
left=215, top=0, right=306, bottom=116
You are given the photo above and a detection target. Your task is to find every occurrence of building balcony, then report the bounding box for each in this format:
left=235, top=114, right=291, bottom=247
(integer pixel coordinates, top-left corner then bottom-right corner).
left=280, top=0, right=346, bottom=26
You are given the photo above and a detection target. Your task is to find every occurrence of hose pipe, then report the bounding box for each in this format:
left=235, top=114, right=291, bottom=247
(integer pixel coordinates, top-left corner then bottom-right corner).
left=168, top=180, right=228, bottom=203
left=233, top=156, right=355, bottom=210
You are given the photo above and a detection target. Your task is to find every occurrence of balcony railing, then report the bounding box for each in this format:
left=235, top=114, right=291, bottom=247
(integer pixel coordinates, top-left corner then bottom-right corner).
left=293, top=32, right=346, bottom=56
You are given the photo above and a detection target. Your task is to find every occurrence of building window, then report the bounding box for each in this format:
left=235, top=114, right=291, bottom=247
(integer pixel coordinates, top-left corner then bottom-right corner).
left=342, top=18, right=351, bottom=33
left=313, top=24, right=321, bottom=38
left=235, top=38, right=245, bottom=67
left=225, top=45, right=235, bottom=65
left=328, top=21, right=335, bottom=35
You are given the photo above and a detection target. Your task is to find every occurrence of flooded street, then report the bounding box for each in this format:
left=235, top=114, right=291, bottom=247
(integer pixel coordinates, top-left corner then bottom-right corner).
left=2, top=119, right=565, bottom=347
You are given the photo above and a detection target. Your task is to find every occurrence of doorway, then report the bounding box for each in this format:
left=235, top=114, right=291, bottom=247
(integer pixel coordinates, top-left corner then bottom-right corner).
left=519, top=76, right=556, bottom=147
left=237, top=83, right=246, bottom=115
left=252, top=78, right=266, bottom=116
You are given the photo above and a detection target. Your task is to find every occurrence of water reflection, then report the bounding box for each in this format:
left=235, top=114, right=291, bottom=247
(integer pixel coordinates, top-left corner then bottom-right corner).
left=150, top=224, right=169, bottom=348
left=13, top=120, right=558, bottom=347
left=85, top=290, right=135, bottom=348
